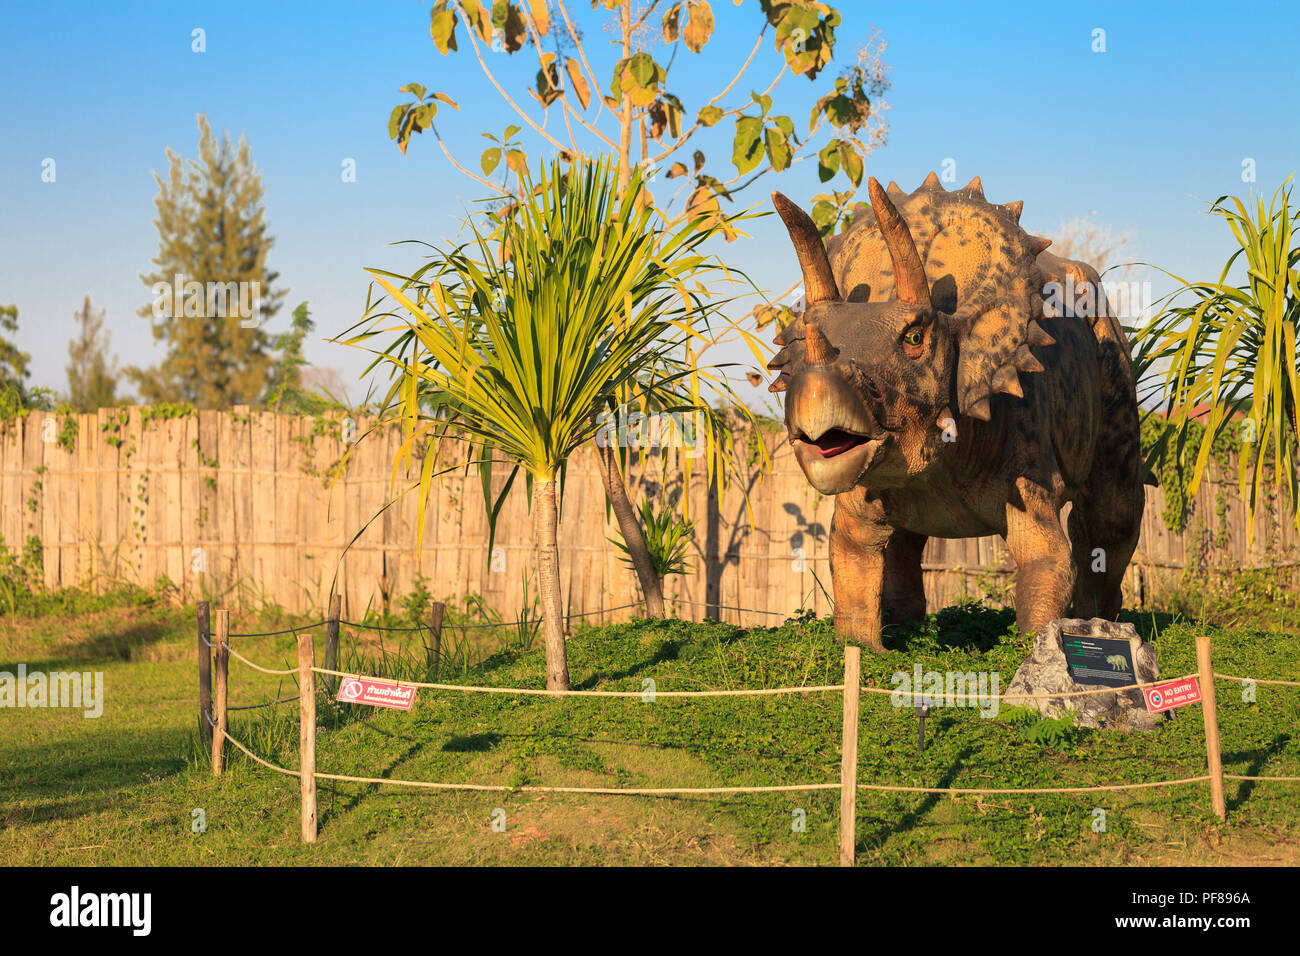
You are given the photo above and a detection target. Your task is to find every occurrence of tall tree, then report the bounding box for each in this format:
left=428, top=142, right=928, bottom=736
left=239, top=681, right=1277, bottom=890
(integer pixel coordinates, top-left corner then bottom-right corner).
left=65, top=295, right=120, bottom=412
left=265, top=300, right=314, bottom=409
left=128, top=114, right=286, bottom=407
left=0, top=303, right=32, bottom=412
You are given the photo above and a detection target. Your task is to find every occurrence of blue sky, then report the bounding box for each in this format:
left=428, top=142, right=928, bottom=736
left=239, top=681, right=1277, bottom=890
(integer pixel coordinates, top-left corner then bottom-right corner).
left=1, top=0, right=1296, bottom=412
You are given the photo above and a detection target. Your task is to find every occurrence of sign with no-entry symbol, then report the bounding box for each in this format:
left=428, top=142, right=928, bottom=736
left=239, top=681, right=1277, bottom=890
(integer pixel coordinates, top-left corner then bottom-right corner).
left=1143, top=677, right=1202, bottom=714
left=336, top=676, right=417, bottom=711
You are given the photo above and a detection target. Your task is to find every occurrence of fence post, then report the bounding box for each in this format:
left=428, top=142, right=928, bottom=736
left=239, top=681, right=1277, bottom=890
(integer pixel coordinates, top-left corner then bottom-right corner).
left=197, top=601, right=212, bottom=747
left=1196, top=633, right=1226, bottom=820
left=839, top=644, right=861, bottom=867
left=299, top=628, right=318, bottom=843
left=323, top=593, right=341, bottom=692
left=211, top=609, right=229, bottom=776
left=428, top=601, right=445, bottom=675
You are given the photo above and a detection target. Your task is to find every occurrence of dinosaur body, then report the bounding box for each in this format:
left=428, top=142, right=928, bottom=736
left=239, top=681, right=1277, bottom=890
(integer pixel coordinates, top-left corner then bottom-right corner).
left=767, top=174, right=1145, bottom=650
left=1105, top=654, right=1130, bottom=672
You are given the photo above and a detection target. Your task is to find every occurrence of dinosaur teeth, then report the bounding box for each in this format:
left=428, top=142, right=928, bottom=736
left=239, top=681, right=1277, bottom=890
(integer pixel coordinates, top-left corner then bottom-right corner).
left=1015, top=344, right=1046, bottom=374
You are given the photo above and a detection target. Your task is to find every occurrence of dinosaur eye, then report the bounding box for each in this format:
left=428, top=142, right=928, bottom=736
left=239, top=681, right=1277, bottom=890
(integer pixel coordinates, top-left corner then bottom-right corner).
left=903, top=328, right=924, bottom=348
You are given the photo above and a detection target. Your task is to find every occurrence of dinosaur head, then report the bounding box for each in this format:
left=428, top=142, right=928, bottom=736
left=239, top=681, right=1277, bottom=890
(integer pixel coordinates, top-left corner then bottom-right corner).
left=768, top=178, right=963, bottom=495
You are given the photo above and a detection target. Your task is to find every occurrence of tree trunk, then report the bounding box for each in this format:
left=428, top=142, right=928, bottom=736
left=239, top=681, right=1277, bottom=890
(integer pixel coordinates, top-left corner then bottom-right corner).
left=594, top=440, right=665, bottom=616
left=533, top=479, right=569, bottom=692
left=616, top=2, right=633, bottom=190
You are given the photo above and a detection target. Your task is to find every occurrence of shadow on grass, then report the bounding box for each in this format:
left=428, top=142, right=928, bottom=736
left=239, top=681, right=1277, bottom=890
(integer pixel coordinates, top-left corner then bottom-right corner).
left=855, top=746, right=974, bottom=855
left=0, top=733, right=191, bottom=827
left=1223, top=732, right=1294, bottom=812
left=0, top=616, right=176, bottom=671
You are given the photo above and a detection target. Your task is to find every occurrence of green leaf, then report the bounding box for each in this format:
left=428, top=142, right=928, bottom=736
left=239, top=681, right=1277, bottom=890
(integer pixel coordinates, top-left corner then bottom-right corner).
left=764, top=127, right=791, bottom=172
left=697, top=105, right=724, bottom=127
left=430, top=2, right=459, bottom=54
left=731, top=116, right=763, bottom=175
left=838, top=140, right=863, bottom=187
left=388, top=104, right=408, bottom=141
left=816, top=142, right=840, bottom=182
left=481, top=147, right=503, bottom=175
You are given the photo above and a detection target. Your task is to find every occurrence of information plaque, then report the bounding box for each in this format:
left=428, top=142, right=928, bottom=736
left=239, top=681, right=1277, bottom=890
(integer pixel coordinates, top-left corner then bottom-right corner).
left=1061, top=632, right=1137, bottom=687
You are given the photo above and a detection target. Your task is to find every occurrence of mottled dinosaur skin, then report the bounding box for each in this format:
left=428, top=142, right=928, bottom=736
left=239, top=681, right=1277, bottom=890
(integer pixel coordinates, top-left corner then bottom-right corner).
left=768, top=174, right=1145, bottom=650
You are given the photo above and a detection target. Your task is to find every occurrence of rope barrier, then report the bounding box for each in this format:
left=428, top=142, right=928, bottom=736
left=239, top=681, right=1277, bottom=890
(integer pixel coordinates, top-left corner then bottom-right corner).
left=227, top=620, right=328, bottom=638
left=1214, top=673, right=1300, bottom=688
left=313, top=664, right=843, bottom=697
left=225, top=644, right=298, bottom=676
left=856, top=777, right=1212, bottom=795
left=227, top=695, right=300, bottom=712
left=670, top=598, right=787, bottom=617
left=204, top=710, right=299, bottom=779
left=210, top=641, right=1204, bottom=702
left=337, top=602, right=644, bottom=634
left=206, top=718, right=1298, bottom=797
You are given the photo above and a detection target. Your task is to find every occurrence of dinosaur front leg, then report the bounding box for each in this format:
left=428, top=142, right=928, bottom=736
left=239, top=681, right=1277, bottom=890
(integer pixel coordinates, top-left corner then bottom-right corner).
left=829, top=491, right=893, bottom=652
left=1004, top=477, right=1075, bottom=638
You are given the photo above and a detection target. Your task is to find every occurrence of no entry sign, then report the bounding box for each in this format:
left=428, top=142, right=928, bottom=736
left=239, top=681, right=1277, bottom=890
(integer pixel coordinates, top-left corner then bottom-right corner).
left=336, top=676, right=417, bottom=711
left=1143, top=677, right=1202, bottom=714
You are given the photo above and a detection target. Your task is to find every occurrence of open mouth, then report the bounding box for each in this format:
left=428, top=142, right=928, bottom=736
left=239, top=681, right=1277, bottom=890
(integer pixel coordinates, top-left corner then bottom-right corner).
left=795, top=427, right=869, bottom=458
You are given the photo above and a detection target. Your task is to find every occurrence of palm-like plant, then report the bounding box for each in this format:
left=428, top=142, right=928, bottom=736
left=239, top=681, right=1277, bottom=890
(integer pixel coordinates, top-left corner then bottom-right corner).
left=1133, top=178, right=1300, bottom=539
left=346, top=155, right=749, bottom=690
left=610, top=498, right=696, bottom=583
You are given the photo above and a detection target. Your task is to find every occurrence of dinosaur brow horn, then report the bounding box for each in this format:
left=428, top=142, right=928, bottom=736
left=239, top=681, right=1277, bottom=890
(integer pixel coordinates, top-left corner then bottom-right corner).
left=867, top=176, right=931, bottom=309
left=771, top=191, right=841, bottom=305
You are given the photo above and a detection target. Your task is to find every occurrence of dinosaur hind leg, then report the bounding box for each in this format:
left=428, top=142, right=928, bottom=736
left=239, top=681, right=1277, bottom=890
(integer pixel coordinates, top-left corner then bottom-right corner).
left=1068, top=485, right=1143, bottom=620
left=882, top=528, right=928, bottom=625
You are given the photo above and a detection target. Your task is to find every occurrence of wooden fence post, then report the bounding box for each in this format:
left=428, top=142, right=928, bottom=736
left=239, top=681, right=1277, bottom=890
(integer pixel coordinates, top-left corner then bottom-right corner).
left=197, top=601, right=212, bottom=746
left=299, top=628, right=318, bottom=843
left=428, top=601, right=445, bottom=675
left=323, top=593, right=341, bottom=692
left=211, top=609, right=229, bottom=776
left=839, top=644, right=861, bottom=867
left=1196, top=633, right=1226, bottom=820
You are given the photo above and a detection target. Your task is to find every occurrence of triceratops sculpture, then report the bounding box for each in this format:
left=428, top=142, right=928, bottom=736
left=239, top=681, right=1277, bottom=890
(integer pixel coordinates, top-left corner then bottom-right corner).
left=768, top=174, right=1145, bottom=650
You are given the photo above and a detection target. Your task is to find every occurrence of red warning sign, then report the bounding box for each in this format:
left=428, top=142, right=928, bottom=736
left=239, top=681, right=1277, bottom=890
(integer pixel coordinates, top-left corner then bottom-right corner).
left=1143, top=677, right=1202, bottom=714
left=336, top=676, right=417, bottom=711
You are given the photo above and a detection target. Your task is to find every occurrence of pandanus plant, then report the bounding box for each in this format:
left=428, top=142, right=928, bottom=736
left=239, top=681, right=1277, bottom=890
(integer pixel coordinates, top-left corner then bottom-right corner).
left=1134, top=178, right=1300, bottom=539
left=346, top=155, right=750, bottom=690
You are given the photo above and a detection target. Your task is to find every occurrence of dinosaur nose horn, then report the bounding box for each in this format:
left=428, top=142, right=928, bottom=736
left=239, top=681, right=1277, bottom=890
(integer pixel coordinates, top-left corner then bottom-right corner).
left=803, top=322, right=836, bottom=365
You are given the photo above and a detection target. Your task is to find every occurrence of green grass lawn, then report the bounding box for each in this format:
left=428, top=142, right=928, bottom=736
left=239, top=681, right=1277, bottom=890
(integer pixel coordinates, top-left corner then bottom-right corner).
left=2, top=592, right=1298, bottom=866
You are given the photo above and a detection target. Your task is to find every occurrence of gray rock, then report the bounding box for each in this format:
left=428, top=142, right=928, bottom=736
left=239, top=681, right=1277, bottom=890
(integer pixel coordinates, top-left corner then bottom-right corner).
left=1005, top=618, right=1163, bottom=731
